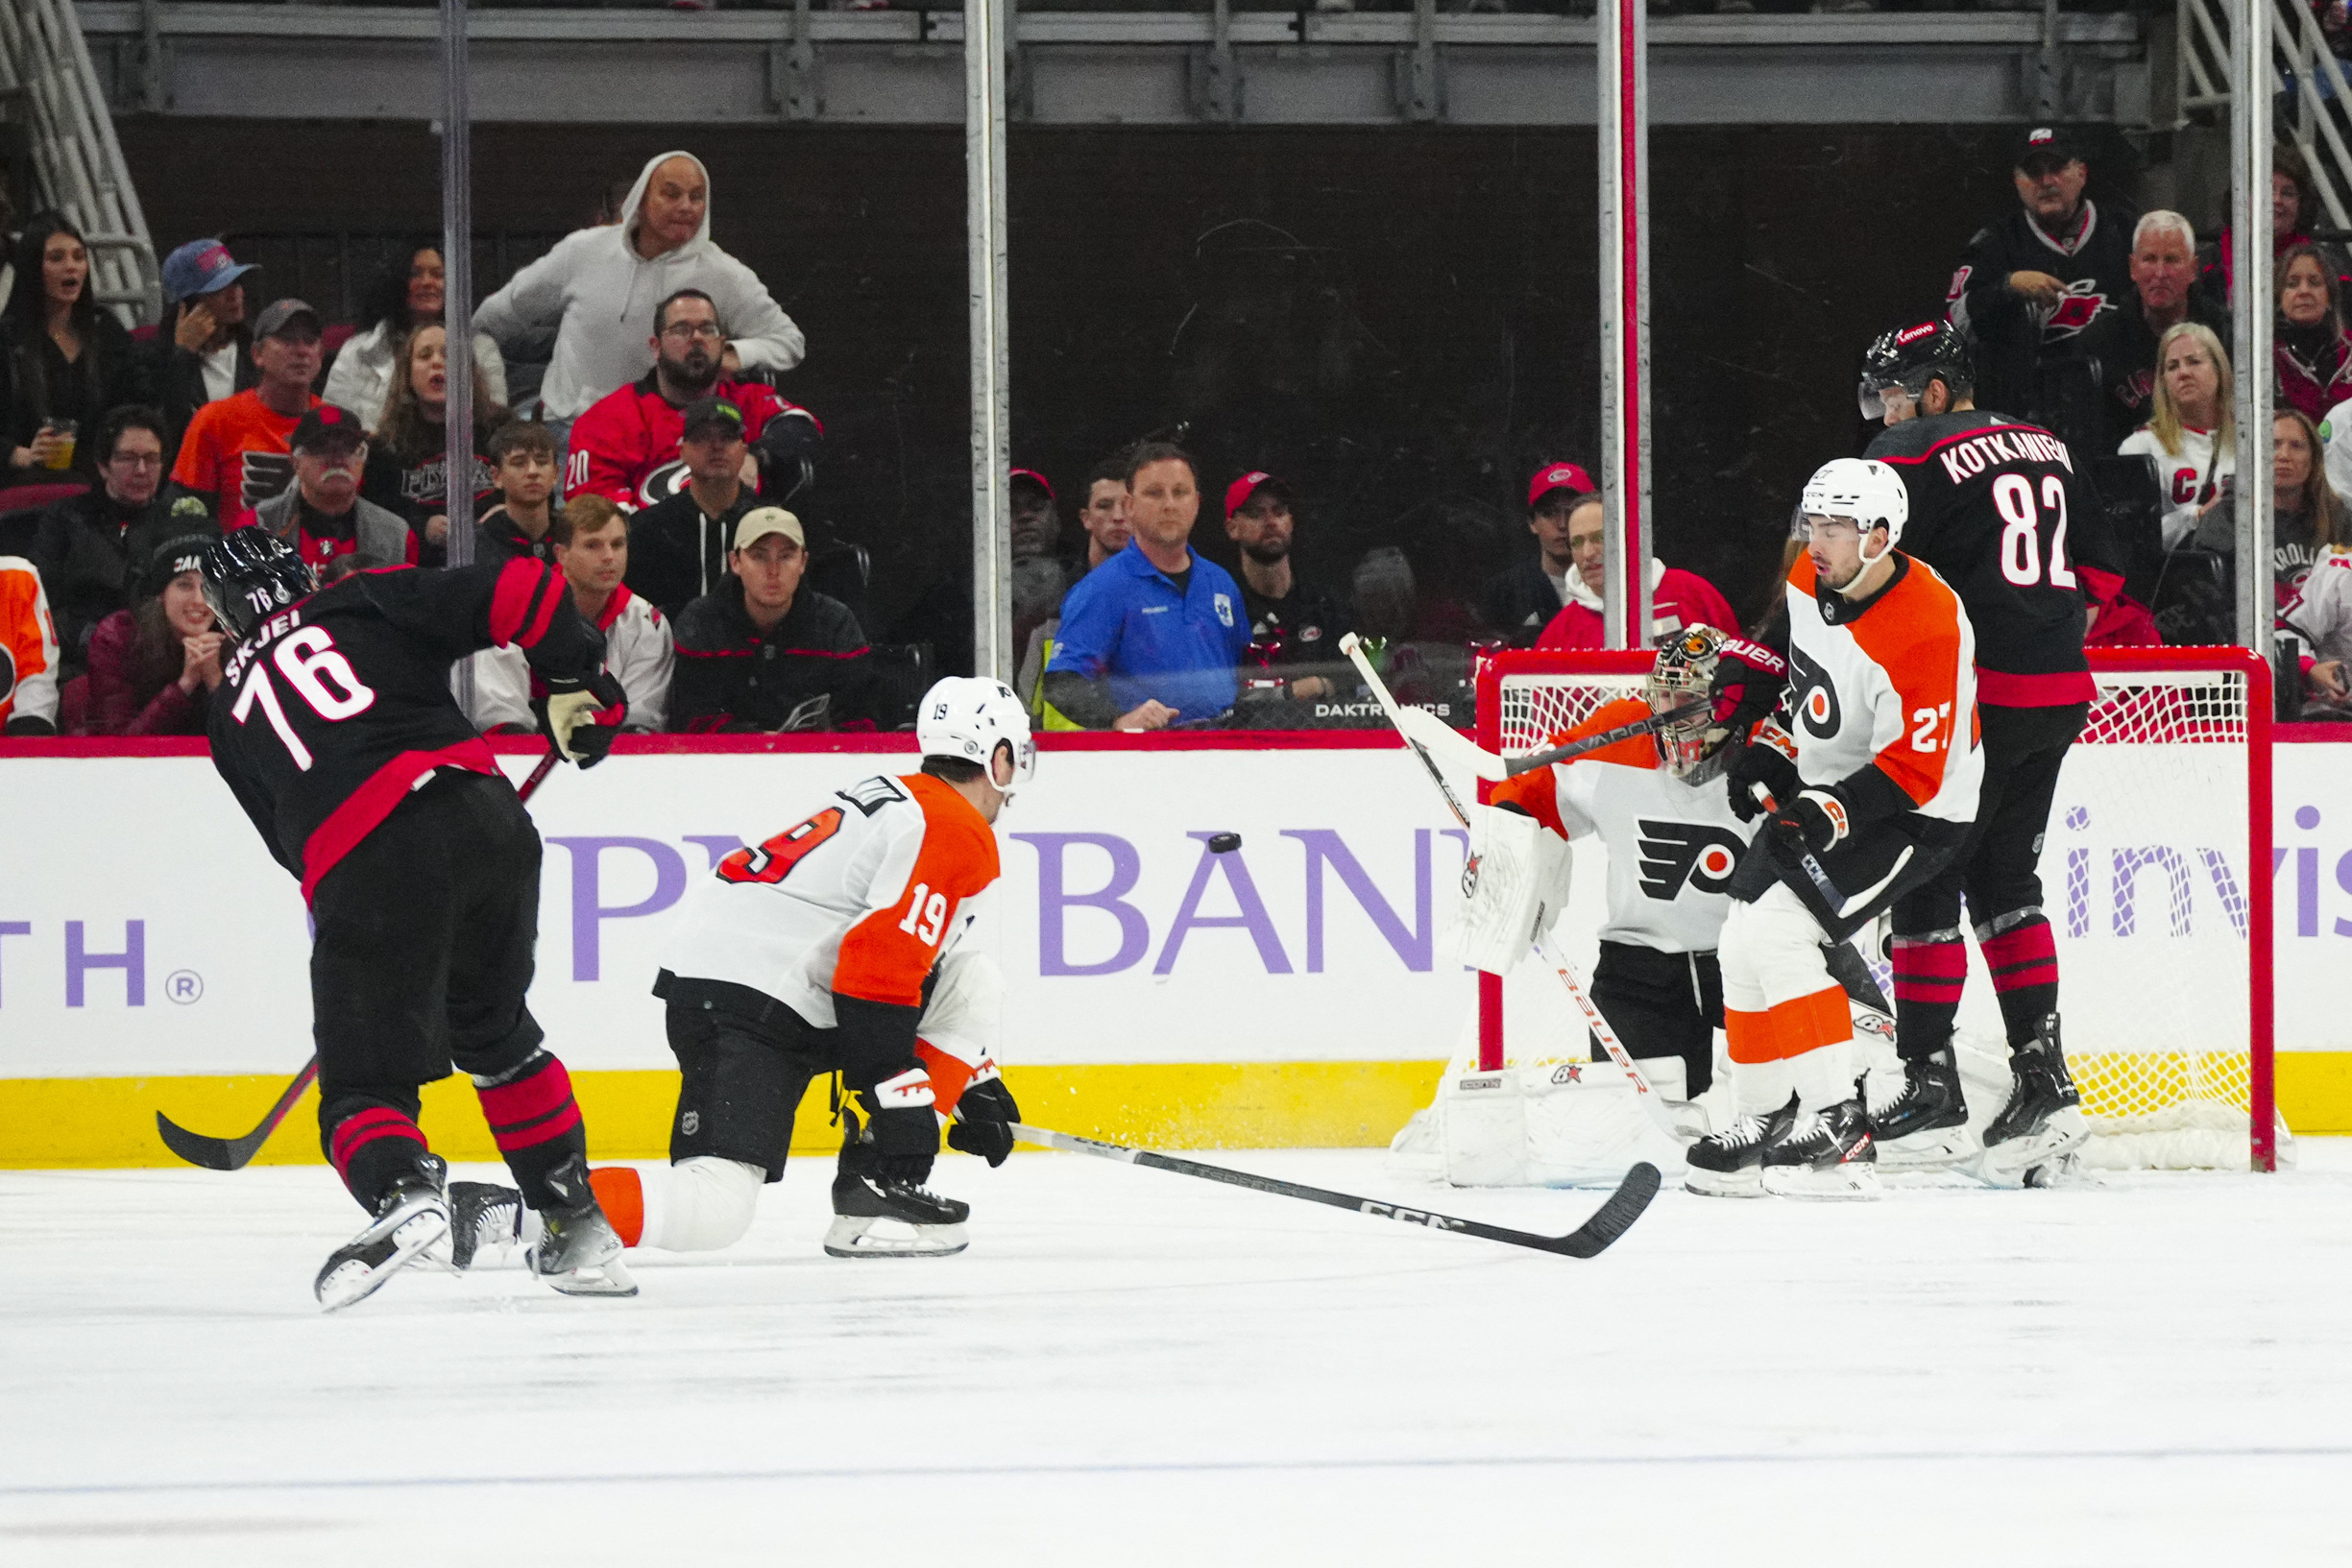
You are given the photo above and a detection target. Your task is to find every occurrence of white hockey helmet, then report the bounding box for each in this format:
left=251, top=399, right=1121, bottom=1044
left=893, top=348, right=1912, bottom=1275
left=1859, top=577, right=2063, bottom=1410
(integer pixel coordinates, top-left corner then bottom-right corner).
left=1800, top=457, right=1908, bottom=568
left=917, top=676, right=1037, bottom=799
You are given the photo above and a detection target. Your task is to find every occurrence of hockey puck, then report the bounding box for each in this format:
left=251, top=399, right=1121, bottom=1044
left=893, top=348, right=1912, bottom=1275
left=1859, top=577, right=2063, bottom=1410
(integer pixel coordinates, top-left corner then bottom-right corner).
left=1206, top=832, right=1244, bottom=854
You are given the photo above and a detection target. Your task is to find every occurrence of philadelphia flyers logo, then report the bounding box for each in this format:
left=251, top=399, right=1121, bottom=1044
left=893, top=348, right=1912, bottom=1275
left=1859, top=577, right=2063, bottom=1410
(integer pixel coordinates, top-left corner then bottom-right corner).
left=1788, top=642, right=1841, bottom=739
left=1635, top=821, right=1748, bottom=901
left=0, top=638, right=15, bottom=705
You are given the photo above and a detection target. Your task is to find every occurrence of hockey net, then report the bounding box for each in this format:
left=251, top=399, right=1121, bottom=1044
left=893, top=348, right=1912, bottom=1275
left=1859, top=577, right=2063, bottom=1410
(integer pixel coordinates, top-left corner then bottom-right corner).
left=1475, top=647, right=2282, bottom=1172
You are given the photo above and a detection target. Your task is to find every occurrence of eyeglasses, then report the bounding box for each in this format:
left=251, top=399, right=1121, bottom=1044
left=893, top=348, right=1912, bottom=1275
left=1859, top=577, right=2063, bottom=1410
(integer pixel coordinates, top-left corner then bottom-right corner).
left=108, top=451, right=165, bottom=470
left=660, top=322, right=726, bottom=343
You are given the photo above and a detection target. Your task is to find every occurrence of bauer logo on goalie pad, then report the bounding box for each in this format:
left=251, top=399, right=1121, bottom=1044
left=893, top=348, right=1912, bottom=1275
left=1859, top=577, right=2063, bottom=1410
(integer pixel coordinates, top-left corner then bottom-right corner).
left=1634, top=821, right=1746, bottom=901
left=1552, top=1063, right=1584, bottom=1084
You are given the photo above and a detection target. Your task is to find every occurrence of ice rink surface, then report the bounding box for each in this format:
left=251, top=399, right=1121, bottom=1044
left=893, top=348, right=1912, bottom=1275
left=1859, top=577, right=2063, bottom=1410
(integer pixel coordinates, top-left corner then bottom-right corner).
left=4, top=1144, right=2350, bottom=1568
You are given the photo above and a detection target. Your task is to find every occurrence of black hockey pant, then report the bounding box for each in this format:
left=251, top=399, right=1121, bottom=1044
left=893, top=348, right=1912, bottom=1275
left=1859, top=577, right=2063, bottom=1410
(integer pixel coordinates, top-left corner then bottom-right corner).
left=657, top=975, right=885, bottom=1185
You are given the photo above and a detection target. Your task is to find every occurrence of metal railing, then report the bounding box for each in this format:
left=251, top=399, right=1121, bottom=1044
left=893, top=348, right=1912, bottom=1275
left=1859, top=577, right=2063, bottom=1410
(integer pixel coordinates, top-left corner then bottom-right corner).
left=2180, top=0, right=2352, bottom=229
left=0, top=0, right=158, bottom=323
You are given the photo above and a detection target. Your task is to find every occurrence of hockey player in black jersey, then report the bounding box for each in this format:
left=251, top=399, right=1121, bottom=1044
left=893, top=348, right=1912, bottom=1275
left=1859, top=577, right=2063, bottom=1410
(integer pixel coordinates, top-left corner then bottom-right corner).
left=1858, top=320, right=2121, bottom=1182
left=198, top=530, right=635, bottom=1308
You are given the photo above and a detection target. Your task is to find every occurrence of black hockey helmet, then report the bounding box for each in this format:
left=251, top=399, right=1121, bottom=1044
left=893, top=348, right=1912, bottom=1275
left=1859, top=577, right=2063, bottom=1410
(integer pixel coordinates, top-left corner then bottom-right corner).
left=199, top=529, right=318, bottom=641
left=1858, top=320, right=1973, bottom=419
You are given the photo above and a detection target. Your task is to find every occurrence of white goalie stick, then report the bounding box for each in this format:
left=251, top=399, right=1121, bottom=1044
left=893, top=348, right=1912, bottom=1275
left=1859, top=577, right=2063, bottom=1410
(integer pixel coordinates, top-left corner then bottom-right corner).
left=1337, top=634, right=1686, bottom=1144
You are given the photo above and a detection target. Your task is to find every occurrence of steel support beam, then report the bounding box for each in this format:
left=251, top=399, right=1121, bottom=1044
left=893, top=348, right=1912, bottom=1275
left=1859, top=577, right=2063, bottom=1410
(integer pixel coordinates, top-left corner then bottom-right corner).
left=1598, top=0, right=1650, bottom=649
left=967, top=0, right=1011, bottom=682
left=2229, top=0, right=2270, bottom=661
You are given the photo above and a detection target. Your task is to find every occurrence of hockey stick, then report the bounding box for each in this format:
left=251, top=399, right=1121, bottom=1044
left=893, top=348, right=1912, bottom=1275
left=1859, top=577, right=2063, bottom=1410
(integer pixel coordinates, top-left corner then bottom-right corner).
left=1009, top=1122, right=1661, bottom=1260
left=154, top=747, right=565, bottom=1171
left=1530, top=930, right=1688, bottom=1143
left=1746, top=783, right=1845, bottom=910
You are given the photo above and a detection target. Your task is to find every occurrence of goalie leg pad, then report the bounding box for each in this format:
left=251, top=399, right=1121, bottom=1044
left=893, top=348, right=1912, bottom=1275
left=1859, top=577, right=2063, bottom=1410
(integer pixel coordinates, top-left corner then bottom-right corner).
left=1454, top=804, right=1570, bottom=976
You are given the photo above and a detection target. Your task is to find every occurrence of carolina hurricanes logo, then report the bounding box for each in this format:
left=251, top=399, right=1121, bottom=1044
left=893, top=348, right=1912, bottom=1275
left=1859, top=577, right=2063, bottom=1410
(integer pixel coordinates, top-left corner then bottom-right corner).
left=1788, top=643, right=1841, bottom=739
left=2041, top=279, right=2114, bottom=341
left=1635, top=821, right=1748, bottom=901
left=637, top=459, right=692, bottom=510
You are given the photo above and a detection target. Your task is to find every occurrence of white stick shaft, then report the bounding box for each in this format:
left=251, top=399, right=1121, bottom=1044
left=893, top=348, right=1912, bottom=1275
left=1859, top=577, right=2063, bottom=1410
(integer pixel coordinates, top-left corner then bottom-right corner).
left=1531, top=929, right=1686, bottom=1144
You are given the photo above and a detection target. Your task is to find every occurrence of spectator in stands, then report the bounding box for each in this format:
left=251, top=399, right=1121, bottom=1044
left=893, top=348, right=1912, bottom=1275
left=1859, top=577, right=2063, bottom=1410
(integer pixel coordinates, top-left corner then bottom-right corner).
left=2, top=214, right=149, bottom=487
left=1948, top=126, right=2137, bottom=422
left=361, top=325, right=504, bottom=567
left=1223, top=470, right=1349, bottom=706
left=1480, top=462, right=1594, bottom=642
left=325, top=246, right=508, bottom=429
left=31, top=406, right=216, bottom=674
left=624, top=395, right=759, bottom=620
left=2190, top=407, right=2346, bottom=613
left=2076, top=210, right=2230, bottom=453
left=464, top=495, right=672, bottom=736
left=1009, top=466, right=1069, bottom=669
left=669, top=507, right=870, bottom=733
left=168, top=299, right=323, bottom=532
left=0, top=553, right=60, bottom=734
left=2282, top=547, right=2352, bottom=711
left=2121, top=321, right=2236, bottom=548
left=1530, top=490, right=1738, bottom=650
left=2199, top=142, right=2346, bottom=311
left=2276, top=243, right=2352, bottom=423
left=1043, top=443, right=1249, bottom=732
left=563, top=288, right=821, bottom=511
left=474, top=419, right=563, bottom=568
left=251, top=404, right=411, bottom=571
left=0, top=185, right=14, bottom=315
left=473, top=151, right=805, bottom=435
left=80, top=532, right=225, bottom=736
left=150, top=238, right=258, bottom=446
left=1077, top=454, right=1132, bottom=570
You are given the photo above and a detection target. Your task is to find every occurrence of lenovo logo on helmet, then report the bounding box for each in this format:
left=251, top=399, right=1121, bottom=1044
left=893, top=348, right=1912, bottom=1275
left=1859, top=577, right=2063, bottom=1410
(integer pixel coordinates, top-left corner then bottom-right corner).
left=1895, top=322, right=1939, bottom=347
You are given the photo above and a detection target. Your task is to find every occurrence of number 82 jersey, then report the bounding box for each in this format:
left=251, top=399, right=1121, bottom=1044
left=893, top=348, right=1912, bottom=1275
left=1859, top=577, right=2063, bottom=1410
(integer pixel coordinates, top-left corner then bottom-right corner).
left=660, top=771, right=1002, bottom=1027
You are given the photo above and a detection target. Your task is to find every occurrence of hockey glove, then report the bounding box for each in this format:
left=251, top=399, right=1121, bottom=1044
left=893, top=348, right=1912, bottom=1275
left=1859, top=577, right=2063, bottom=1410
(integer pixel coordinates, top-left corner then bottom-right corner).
left=1767, top=788, right=1850, bottom=856
left=1724, top=724, right=1802, bottom=821
left=1710, top=637, right=1788, bottom=736
left=1454, top=802, right=1571, bottom=976
left=536, top=669, right=628, bottom=768
left=945, top=1078, right=1021, bottom=1168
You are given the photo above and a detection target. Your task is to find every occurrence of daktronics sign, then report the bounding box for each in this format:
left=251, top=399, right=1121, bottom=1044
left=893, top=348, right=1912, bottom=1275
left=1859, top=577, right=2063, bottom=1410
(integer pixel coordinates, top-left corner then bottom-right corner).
left=3, top=736, right=2350, bottom=1078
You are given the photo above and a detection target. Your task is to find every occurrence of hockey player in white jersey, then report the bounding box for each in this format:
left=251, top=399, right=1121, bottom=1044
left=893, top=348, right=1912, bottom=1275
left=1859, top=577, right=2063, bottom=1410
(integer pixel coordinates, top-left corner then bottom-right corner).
left=1687, top=458, right=1982, bottom=1199
left=452, top=676, right=1031, bottom=1266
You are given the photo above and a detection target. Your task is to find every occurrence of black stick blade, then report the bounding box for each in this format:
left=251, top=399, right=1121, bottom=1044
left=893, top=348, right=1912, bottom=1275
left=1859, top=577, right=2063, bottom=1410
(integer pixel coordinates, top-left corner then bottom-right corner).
left=1545, top=1161, right=1661, bottom=1259
left=154, top=1111, right=244, bottom=1171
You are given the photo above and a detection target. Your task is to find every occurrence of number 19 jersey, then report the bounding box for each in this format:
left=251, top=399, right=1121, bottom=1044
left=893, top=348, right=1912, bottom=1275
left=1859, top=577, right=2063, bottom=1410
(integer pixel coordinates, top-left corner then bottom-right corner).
left=660, top=771, right=1002, bottom=1027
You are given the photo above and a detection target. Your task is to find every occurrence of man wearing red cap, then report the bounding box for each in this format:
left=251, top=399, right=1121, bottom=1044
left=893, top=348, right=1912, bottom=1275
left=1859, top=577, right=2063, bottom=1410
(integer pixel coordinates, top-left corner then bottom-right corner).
left=1223, top=471, right=1350, bottom=709
left=1483, top=462, right=1737, bottom=649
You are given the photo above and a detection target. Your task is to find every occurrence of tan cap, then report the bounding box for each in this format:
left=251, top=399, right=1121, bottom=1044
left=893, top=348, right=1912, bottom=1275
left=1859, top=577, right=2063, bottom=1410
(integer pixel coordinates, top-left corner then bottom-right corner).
left=731, top=507, right=805, bottom=552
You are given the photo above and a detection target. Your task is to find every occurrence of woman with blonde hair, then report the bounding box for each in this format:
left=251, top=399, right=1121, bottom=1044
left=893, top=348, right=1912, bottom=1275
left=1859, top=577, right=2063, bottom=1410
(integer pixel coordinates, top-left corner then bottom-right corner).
left=2121, top=320, right=2237, bottom=547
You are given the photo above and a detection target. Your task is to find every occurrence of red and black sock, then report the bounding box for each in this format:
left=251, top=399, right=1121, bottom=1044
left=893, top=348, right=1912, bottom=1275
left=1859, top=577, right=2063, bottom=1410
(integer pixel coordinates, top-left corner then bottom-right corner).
left=474, top=1049, right=588, bottom=1211
left=1977, top=914, right=2059, bottom=1048
left=1891, top=931, right=1966, bottom=1064
left=324, top=1098, right=431, bottom=1212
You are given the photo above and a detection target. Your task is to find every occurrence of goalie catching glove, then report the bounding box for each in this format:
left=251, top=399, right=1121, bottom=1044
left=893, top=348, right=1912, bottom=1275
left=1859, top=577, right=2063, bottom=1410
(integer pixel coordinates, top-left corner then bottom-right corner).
left=1454, top=801, right=1571, bottom=976
left=536, top=669, right=628, bottom=767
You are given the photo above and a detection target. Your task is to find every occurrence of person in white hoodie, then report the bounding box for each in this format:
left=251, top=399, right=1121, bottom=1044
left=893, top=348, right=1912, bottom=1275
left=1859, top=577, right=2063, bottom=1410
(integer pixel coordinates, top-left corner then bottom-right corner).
left=474, top=152, right=805, bottom=429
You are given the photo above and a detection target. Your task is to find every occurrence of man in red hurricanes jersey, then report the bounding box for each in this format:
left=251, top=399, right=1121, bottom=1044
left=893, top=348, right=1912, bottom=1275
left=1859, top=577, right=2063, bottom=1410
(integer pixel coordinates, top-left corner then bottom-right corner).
left=448, top=678, right=1033, bottom=1268
left=198, top=531, right=634, bottom=1308
left=562, top=287, right=822, bottom=512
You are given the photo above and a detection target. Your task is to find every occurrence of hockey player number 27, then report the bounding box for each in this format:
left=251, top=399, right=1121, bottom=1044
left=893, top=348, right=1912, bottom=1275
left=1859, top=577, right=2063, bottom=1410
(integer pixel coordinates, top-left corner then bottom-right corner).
left=229, top=627, right=378, bottom=771
left=1993, top=474, right=2078, bottom=591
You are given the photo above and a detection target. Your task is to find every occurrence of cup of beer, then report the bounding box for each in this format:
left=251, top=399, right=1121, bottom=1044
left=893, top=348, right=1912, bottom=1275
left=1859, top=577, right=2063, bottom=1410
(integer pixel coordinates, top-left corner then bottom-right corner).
left=40, top=420, right=78, bottom=471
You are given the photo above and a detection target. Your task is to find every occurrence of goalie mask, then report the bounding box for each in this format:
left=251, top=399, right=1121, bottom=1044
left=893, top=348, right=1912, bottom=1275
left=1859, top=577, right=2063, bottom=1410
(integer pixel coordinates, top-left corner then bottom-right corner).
left=1644, top=624, right=1786, bottom=784
left=917, top=676, right=1037, bottom=801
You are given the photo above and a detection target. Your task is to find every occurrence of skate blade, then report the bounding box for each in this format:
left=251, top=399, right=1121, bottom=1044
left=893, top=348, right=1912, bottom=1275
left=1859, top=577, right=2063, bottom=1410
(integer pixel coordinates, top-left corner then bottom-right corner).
left=316, top=1207, right=451, bottom=1313
left=1760, top=1163, right=1881, bottom=1201
left=1877, top=1124, right=1983, bottom=1171
left=544, top=1254, right=638, bottom=1298
left=1976, top=1109, right=2089, bottom=1185
left=822, top=1215, right=970, bottom=1258
left=1681, top=1167, right=1767, bottom=1199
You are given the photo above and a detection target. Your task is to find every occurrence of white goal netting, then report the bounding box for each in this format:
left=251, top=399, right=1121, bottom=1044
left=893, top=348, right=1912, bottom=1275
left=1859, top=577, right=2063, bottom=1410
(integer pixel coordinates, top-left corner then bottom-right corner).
left=1475, top=649, right=2283, bottom=1172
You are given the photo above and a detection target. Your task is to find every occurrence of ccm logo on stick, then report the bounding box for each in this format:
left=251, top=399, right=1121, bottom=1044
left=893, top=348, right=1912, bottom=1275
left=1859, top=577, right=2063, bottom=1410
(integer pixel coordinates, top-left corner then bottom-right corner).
left=1360, top=1202, right=1466, bottom=1231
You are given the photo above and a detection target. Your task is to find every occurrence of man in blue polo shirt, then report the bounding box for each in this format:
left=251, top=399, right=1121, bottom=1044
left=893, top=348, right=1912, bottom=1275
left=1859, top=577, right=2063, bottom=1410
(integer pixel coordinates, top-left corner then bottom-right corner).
left=1042, top=442, right=1249, bottom=730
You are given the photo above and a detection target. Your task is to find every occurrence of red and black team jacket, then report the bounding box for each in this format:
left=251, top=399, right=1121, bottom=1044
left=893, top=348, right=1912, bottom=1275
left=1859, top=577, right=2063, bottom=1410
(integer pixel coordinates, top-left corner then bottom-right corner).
left=1866, top=410, right=2124, bottom=710
left=206, top=558, right=606, bottom=902
left=1947, top=201, right=2137, bottom=422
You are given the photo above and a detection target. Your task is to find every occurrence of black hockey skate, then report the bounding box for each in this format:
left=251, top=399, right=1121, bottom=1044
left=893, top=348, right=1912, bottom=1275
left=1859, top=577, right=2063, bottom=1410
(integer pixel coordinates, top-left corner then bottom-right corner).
left=1978, top=1016, right=2088, bottom=1185
left=825, top=1170, right=971, bottom=1258
left=1760, top=1098, right=1879, bottom=1200
left=525, top=1154, right=637, bottom=1297
left=1683, top=1095, right=1798, bottom=1198
left=1871, top=1049, right=1980, bottom=1170
left=448, top=1181, right=523, bottom=1270
left=314, top=1155, right=450, bottom=1312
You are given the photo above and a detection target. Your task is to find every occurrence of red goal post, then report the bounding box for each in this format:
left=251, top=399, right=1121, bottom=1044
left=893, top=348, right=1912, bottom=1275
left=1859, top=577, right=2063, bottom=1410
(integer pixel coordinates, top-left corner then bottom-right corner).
left=1474, top=645, right=2278, bottom=1172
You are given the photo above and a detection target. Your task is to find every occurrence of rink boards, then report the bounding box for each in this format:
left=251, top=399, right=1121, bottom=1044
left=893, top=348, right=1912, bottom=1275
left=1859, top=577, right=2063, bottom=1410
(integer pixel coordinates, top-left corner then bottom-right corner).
left=3, top=732, right=2350, bottom=1165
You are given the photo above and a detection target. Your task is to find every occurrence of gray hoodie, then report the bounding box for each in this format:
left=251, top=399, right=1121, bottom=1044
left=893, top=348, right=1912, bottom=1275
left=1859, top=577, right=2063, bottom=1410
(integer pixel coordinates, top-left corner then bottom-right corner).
left=474, top=151, right=806, bottom=421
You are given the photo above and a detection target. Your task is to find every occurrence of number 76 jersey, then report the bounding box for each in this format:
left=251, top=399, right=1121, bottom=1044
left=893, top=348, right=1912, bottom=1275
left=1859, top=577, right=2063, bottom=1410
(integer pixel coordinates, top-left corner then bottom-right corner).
left=660, top=771, right=1002, bottom=1027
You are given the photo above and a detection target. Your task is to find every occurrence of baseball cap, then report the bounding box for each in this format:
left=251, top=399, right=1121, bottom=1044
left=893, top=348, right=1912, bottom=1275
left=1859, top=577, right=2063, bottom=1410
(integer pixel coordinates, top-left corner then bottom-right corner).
left=1224, top=470, right=1293, bottom=520
left=2016, top=126, right=2082, bottom=174
left=1526, top=462, right=1596, bottom=510
left=160, top=239, right=257, bottom=304
left=1009, top=467, right=1055, bottom=500
left=290, top=404, right=366, bottom=451
left=732, top=507, right=806, bottom=552
left=252, top=299, right=323, bottom=341
left=681, top=396, right=746, bottom=442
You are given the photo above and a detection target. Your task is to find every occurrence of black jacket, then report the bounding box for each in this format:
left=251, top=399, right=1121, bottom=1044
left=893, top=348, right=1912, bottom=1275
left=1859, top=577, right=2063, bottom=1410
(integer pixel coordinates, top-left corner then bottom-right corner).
left=669, top=575, right=872, bottom=734
left=2, top=312, right=154, bottom=486
left=2069, top=288, right=2233, bottom=456
left=146, top=316, right=258, bottom=451
left=1948, top=200, right=2139, bottom=424
left=625, top=486, right=757, bottom=624
left=1478, top=560, right=1564, bottom=646
left=29, top=488, right=218, bottom=671
left=473, top=506, right=560, bottom=571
